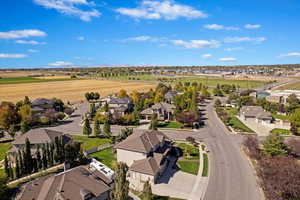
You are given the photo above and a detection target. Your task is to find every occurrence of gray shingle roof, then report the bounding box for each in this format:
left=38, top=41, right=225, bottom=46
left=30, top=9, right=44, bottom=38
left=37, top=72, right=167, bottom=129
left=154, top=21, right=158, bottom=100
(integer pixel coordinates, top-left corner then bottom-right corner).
left=240, top=106, right=272, bottom=119
left=13, top=129, right=70, bottom=145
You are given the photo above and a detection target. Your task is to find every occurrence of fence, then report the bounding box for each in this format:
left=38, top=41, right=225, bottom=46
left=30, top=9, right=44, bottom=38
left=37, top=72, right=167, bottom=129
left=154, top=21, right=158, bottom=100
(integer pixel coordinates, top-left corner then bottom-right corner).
left=83, top=143, right=113, bottom=156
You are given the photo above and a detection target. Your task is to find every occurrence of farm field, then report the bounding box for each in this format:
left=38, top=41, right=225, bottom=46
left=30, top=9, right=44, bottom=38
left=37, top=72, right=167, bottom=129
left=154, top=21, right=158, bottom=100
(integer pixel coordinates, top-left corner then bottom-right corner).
left=276, top=80, right=300, bottom=90
left=0, top=76, right=72, bottom=84
left=0, top=79, right=155, bottom=103
left=109, top=74, right=270, bottom=89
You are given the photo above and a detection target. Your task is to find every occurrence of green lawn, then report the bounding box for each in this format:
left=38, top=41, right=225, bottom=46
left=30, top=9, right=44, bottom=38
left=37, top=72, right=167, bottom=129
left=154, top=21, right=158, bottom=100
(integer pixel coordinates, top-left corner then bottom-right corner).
left=225, top=107, right=239, bottom=115
left=157, top=121, right=183, bottom=129
left=0, top=76, right=72, bottom=85
left=202, top=154, right=209, bottom=177
left=270, top=128, right=291, bottom=135
left=72, top=135, right=111, bottom=150
left=201, top=144, right=206, bottom=151
left=90, top=147, right=116, bottom=168
left=272, top=114, right=290, bottom=120
left=229, top=117, right=255, bottom=133
left=0, top=142, right=12, bottom=161
left=177, top=143, right=199, bottom=160
left=178, top=161, right=199, bottom=175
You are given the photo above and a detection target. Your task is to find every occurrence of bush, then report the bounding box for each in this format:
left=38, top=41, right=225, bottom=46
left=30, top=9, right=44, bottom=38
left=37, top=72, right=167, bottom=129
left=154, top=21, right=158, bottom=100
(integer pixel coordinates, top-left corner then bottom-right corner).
left=39, top=116, right=50, bottom=125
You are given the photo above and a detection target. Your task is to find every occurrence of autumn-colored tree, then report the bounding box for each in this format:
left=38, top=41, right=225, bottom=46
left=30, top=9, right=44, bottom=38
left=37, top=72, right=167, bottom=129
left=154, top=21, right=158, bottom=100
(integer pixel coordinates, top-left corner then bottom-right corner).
left=0, top=103, right=19, bottom=131
left=117, top=89, right=128, bottom=98
left=19, top=104, right=32, bottom=123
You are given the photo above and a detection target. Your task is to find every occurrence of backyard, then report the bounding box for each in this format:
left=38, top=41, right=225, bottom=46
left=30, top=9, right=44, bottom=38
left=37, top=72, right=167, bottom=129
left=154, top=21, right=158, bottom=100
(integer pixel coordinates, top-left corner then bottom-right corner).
left=72, top=135, right=111, bottom=150
left=0, top=142, right=12, bottom=161
left=90, top=147, right=116, bottom=169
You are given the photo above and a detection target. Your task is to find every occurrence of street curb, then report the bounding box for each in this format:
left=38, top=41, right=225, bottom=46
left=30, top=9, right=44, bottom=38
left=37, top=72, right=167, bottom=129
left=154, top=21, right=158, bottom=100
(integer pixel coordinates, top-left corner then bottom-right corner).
left=241, top=148, right=266, bottom=200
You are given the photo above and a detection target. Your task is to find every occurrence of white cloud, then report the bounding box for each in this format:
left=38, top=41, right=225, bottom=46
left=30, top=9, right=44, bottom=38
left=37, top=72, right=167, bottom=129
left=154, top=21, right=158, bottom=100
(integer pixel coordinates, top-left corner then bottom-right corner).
left=77, top=36, right=85, bottom=40
left=0, top=53, right=27, bottom=58
left=34, top=0, right=101, bottom=21
left=245, top=24, right=261, bottom=29
left=219, top=57, right=237, bottom=62
left=121, top=36, right=166, bottom=42
left=278, top=52, right=300, bottom=58
left=201, top=54, right=212, bottom=58
left=224, top=37, right=266, bottom=43
left=15, top=40, right=47, bottom=45
left=27, top=49, right=40, bottom=53
left=224, top=47, right=243, bottom=51
left=0, top=29, right=46, bottom=39
left=116, top=0, right=207, bottom=20
left=204, top=24, right=239, bottom=31
left=48, top=61, right=73, bottom=66
left=171, top=39, right=220, bottom=49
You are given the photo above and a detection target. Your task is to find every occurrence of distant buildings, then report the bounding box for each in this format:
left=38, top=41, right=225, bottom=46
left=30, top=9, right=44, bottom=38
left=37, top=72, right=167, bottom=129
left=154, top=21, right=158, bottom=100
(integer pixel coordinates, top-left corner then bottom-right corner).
left=240, top=106, right=272, bottom=124
left=266, top=90, right=300, bottom=104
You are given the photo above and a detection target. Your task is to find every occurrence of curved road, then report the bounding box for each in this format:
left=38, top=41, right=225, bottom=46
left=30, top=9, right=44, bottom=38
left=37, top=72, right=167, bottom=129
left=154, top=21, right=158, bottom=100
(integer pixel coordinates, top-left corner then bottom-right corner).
left=202, top=101, right=262, bottom=200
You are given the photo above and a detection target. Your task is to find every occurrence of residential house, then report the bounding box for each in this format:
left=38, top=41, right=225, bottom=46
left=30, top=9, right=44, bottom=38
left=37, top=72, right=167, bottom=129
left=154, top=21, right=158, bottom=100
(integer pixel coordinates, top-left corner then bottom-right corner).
left=9, top=129, right=72, bottom=158
left=31, top=98, right=56, bottom=115
left=266, top=95, right=285, bottom=104
left=140, top=102, right=175, bottom=121
left=102, top=95, right=133, bottom=116
left=240, top=106, right=272, bottom=124
left=164, top=91, right=178, bottom=103
left=114, top=130, right=172, bottom=191
left=16, top=166, right=112, bottom=200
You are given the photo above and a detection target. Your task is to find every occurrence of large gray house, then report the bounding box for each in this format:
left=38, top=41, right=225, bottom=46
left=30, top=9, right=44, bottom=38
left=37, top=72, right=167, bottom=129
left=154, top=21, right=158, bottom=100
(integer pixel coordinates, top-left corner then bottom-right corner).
left=140, top=102, right=175, bottom=121
left=115, top=130, right=172, bottom=191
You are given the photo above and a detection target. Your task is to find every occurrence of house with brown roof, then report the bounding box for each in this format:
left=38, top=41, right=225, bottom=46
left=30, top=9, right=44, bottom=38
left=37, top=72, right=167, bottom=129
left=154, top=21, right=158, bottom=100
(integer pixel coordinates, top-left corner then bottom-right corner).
left=9, top=129, right=72, bottom=157
left=17, top=166, right=111, bottom=200
left=140, top=102, right=175, bottom=121
left=114, top=130, right=172, bottom=191
left=240, top=106, right=272, bottom=124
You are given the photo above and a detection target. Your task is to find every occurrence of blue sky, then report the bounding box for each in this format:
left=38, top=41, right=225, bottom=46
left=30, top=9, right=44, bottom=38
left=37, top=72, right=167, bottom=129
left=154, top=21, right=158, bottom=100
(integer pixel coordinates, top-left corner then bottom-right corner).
left=0, top=0, right=300, bottom=68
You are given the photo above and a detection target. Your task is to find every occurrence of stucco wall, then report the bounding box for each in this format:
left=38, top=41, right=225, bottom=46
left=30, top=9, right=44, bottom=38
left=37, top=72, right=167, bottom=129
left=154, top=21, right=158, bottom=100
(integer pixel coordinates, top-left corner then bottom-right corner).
left=116, top=149, right=147, bottom=166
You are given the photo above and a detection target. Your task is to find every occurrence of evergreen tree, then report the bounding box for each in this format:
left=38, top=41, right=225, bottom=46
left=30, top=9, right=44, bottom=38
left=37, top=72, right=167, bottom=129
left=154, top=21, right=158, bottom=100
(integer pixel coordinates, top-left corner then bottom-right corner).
left=142, top=181, right=153, bottom=200
left=262, top=132, right=288, bottom=156
left=112, top=162, right=129, bottom=200
left=24, top=138, right=33, bottom=174
left=32, top=158, right=38, bottom=173
left=46, top=143, right=51, bottom=166
left=89, top=103, right=96, bottom=118
left=103, top=119, right=111, bottom=138
left=42, top=144, right=48, bottom=170
left=149, top=113, right=158, bottom=131
left=18, top=150, right=24, bottom=175
left=15, top=156, right=21, bottom=178
left=83, top=118, right=92, bottom=137
left=36, top=145, right=42, bottom=170
left=93, top=120, right=101, bottom=137
left=4, top=156, right=10, bottom=179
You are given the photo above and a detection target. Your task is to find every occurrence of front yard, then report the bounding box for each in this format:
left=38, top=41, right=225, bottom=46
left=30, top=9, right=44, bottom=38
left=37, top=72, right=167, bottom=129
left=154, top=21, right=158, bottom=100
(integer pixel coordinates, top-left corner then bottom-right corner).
left=90, top=147, right=116, bottom=169
left=216, top=106, right=255, bottom=133
left=175, top=142, right=200, bottom=175
left=177, top=161, right=199, bottom=175
left=72, top=135, right=111, bottom=150
left=157, top=121, right=184, bottom=129
left=270, top=128, right=291, bottom=135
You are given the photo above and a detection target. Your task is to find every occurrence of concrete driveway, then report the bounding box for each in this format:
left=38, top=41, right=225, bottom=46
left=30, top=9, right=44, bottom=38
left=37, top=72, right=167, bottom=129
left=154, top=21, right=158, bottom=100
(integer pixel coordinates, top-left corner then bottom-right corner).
left=152, top=160, right=197, bottom=199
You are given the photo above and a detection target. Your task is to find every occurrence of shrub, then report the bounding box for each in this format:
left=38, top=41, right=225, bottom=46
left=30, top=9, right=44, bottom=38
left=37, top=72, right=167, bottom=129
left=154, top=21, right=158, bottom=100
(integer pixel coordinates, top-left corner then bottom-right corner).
left=39, top=116, right=50, bottom=125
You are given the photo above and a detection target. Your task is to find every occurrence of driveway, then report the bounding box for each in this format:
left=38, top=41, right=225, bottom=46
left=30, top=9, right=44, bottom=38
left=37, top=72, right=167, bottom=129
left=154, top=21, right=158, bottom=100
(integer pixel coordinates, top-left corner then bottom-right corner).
left=152, top=158, right=197, bottom=199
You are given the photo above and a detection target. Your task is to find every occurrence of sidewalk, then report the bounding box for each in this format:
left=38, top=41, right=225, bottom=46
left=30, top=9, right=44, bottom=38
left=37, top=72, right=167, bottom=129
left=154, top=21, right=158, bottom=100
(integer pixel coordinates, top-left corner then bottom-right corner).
left=188, top=143, right=209, bottom=200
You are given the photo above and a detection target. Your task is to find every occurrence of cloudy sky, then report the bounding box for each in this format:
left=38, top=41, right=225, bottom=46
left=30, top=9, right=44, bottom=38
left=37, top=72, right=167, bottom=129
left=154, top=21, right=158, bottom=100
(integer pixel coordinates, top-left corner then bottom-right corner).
left=0, top=0, right=299, bottom=68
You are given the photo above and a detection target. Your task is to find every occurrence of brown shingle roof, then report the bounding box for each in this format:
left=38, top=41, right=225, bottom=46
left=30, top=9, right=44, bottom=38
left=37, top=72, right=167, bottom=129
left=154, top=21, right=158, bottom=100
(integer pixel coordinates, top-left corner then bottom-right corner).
left=129, top=154, right=163, bottom=176
left=240, top=106, right=272, bottom=119
left=114, top=130, right=170, bottom=153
